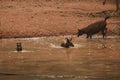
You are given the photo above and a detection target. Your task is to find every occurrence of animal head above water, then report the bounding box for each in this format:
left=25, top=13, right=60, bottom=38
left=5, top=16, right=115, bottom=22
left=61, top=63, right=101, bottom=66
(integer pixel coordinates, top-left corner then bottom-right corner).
left=77, top=29, right=84, bottom=37
left=61, top=37, right=74, bottom=48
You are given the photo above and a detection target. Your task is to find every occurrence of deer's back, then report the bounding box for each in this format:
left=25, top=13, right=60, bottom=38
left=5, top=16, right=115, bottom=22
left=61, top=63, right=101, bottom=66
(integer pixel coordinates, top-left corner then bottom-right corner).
left=82, top=20, right=106, bottom=34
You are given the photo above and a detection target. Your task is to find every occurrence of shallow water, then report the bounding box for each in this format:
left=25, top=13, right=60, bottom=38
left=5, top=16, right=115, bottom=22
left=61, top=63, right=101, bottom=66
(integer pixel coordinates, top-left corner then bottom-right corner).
left=12, top=50, right=33, bottom=53
left=0, top=35, right=120, bottom=80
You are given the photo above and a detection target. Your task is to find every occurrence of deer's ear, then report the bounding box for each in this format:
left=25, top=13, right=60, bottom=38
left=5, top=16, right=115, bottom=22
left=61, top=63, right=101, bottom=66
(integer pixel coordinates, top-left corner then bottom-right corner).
left=69, top=38, right=72, bottom=41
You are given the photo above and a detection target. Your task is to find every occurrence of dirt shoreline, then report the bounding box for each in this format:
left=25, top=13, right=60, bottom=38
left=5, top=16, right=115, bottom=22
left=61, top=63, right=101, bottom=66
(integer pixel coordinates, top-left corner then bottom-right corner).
left=0, top=0, right=120, bottom=38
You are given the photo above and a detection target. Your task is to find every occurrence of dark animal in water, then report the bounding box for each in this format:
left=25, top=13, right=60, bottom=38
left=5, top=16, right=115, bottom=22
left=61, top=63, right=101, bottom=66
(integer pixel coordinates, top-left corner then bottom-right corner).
left=16, top=42, right=22, bottom=51
left=61, top=38, right=74, bottom=48
left=77, top=16, right=110, bottom=39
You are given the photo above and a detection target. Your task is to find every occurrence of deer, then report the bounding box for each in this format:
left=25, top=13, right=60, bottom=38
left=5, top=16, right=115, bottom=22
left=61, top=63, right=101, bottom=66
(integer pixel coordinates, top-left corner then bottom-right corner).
left=77, top=16, right=110, bottom=39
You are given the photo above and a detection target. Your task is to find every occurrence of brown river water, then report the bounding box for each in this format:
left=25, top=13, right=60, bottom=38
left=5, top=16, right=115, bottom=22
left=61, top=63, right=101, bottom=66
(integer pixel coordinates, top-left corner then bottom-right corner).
left=0, top=35, right=120, bottom=80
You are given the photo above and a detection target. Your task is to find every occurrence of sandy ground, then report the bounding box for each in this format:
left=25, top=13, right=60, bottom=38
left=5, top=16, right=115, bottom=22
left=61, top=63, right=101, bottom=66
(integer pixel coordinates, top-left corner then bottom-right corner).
left=0, top=0, right=120, bottom=38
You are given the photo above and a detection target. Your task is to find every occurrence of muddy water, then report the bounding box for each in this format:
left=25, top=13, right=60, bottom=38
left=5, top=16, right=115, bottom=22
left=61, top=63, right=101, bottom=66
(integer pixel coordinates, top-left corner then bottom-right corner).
left=0, top=35, right=120, bottom=80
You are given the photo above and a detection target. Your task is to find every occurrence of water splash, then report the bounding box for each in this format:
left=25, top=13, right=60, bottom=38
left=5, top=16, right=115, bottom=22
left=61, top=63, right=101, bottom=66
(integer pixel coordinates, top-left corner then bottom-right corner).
left=93, top=35, right=119, bottom=39
left=13, top=50, right=33, bottom=53
left=50, top=43, right=63, bottom=48
left=72, top=44, right=84, bottom=48
left=50, top=43, right=84, bottom=48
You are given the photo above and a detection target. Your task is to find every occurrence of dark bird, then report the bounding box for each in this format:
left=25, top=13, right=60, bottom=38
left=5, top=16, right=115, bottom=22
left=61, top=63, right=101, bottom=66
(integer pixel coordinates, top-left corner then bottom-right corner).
left=77, top=16, right=110, bottom=39
left=16, top=42, right=22, bottom=52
